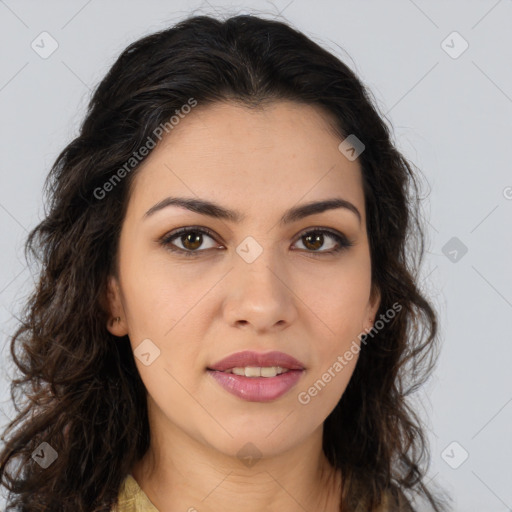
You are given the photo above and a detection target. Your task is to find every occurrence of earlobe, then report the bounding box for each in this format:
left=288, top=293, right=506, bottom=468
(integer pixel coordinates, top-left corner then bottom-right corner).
left=105, top=275, right=128, bottom=337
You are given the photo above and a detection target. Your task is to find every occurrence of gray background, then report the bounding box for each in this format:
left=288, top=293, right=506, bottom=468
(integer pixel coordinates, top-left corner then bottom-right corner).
left=1, top=1, right=511, bottom=510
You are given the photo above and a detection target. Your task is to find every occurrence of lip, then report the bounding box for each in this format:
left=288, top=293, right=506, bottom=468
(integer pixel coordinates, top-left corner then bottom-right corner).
left=207, top=369, right=304, bottom=402
left=206, top=350, right=306, bottom=402
left=207, top=350, right=305, bottom=372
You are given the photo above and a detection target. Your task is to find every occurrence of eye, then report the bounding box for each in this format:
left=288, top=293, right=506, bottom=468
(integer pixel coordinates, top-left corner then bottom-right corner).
left=160, top=227, right=223, bottom=257
left=159, top=226, right=353, bottom=257
left=292, top=228, right=353, bottom=255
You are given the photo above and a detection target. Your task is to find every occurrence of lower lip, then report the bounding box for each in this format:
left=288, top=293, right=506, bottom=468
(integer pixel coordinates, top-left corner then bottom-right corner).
left=207, top=369, right=304, bottom=402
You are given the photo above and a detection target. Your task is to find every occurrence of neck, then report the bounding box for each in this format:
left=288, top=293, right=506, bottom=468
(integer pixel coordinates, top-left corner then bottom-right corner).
left=131, top=413, right=342, bottom=512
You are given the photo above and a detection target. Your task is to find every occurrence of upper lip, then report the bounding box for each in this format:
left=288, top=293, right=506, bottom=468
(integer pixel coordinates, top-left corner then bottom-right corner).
left=208, top=350, right=305, bottom=371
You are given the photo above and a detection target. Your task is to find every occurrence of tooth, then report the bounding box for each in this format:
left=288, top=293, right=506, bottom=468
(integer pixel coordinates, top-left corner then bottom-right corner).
left=227, top=366, right=292, bottom=377
left=260, top=367, right=278, bottom=377
left=244, top=367, right=261, bottom=377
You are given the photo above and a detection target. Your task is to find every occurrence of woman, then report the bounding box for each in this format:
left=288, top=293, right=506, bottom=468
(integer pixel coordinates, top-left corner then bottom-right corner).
left=0, top=13, right=451, bottom=512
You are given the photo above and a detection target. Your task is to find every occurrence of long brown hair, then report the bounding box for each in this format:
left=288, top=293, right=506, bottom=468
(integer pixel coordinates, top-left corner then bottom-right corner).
left=0, top=14, right=451, bottom=511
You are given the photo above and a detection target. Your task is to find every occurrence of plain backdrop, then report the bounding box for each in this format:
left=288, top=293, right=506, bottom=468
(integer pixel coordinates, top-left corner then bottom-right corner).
left=0, top=1, right=511, bottom=510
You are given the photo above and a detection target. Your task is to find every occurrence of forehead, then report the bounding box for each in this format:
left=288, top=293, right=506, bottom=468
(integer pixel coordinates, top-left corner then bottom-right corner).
left=126, top=100, right=365, bottom=223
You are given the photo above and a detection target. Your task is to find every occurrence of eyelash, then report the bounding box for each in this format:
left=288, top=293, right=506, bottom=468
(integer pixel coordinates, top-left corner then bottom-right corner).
left=159, top=226, right=354, bottom=258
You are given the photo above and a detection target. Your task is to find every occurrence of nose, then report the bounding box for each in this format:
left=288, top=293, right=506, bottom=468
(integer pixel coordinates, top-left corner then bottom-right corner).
left=222, top=246, right=298, bottom=334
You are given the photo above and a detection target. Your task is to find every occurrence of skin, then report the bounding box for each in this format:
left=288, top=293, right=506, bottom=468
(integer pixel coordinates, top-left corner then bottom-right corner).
left=106, top=100, right=380, bottom=512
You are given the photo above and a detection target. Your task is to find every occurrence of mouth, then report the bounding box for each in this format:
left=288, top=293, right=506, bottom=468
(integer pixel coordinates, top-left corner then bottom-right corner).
left=206, top=351, right=305, bottom=402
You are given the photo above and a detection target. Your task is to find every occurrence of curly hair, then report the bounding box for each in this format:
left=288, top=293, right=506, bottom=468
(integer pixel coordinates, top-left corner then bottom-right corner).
left=0, top=13, right=451, bottom=512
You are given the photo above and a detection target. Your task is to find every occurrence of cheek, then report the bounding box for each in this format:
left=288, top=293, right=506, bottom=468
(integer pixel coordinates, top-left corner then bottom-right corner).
left=297, top=254, right=372, bottom=339
left=118, top=250, right=210, bottom=396
left=294, top=250, right=370, bottom=399
left=297, top=346, right=359, bottom=422
left=120, top=243, right=212, bottom=335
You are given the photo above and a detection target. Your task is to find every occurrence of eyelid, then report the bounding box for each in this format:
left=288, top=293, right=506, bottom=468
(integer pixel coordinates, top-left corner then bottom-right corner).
left=294, top=226, right=345, bottom=241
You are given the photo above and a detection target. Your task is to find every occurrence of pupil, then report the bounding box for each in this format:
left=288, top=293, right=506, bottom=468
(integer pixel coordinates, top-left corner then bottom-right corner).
left=183, top=232, right=202, bottom=250
left=304, top=233, right=323, bottom=251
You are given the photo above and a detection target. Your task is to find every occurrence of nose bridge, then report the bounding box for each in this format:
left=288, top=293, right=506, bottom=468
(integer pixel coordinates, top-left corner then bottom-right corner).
left=235, top=234, right=286, bottom=298
left=223, top=234, right=297, bottom=331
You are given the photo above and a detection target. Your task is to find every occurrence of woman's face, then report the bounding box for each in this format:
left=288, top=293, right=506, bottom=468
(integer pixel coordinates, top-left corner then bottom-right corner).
left=107, top=100, right=380, bottom=460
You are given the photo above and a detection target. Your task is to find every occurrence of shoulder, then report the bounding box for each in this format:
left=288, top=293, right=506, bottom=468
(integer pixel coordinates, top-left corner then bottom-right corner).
left=110, top=474, right=159, bottom=512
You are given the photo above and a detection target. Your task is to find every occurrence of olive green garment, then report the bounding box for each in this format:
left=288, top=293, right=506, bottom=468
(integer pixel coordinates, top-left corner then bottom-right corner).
left=112, top=474, right=159, bottom=512
left=111, top=472, right=404, bottom=511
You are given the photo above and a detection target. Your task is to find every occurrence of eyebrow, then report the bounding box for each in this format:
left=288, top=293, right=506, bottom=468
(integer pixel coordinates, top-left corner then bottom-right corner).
left=144, top=196, right=362, bottom=226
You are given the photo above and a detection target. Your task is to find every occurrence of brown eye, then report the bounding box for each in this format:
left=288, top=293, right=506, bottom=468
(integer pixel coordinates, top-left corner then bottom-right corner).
left=180, top=231, right=203, bottom=251
left=160, top=227, right=220, bottom=256
left=302, top=232, right=325, bottom=251
left=293, top=229, right=353, bottom=255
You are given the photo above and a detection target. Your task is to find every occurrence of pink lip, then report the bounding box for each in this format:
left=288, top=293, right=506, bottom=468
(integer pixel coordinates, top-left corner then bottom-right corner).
left=206, top=350, right=305, bottom=402
left=207, top=369, right=304, bottom=402
left=207, top=350, right=305, bottom=371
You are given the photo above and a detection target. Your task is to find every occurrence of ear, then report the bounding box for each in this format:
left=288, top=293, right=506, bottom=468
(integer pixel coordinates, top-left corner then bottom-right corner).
left=363, top=285, right=381, bottom=332
left=105, top=275, right=128, bottom=337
